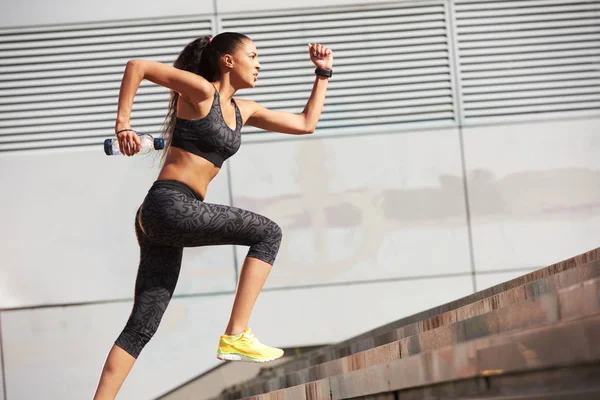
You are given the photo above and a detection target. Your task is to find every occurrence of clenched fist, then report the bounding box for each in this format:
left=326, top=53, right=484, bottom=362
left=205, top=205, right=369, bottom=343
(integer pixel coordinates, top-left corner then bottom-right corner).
left=308, top=43, right=333, bottom=70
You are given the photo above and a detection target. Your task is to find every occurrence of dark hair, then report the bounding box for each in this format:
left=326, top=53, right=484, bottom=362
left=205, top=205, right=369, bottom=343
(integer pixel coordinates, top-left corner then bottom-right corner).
left=158, top=32, right=251, bottom=167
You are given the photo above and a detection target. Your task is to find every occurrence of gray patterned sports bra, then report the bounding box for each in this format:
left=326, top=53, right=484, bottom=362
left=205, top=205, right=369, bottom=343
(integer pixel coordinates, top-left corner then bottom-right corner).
left=171, top=84, right=242, bottom=168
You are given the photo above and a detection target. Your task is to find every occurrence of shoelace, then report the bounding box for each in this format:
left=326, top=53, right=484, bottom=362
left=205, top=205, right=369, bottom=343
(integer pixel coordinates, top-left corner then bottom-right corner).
left=245, top=332, right=258, bottom=344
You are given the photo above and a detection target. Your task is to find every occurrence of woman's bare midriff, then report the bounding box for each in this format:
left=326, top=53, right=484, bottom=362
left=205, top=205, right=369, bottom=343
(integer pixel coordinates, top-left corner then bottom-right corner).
left=156, top=146, right=220, bottom=200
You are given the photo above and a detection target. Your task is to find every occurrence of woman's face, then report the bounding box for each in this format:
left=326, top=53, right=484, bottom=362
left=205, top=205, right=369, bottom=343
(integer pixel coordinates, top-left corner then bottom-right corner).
left=230, top=39, right=261, bottom=89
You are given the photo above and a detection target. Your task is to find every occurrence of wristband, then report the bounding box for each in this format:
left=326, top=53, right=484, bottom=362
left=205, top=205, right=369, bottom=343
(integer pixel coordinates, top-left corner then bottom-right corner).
left=315, top=68, right=332, bottom=78
left=116, top=128, right=137, bottom=135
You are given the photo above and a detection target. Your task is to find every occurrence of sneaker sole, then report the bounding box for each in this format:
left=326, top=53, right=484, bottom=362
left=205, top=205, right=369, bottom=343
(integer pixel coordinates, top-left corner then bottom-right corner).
left=216, top=352, right=283, bottom=363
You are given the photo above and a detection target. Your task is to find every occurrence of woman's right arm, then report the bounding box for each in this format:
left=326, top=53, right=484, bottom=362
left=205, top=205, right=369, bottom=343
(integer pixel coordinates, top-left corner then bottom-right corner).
left=115, top=59, right=213, bottom=156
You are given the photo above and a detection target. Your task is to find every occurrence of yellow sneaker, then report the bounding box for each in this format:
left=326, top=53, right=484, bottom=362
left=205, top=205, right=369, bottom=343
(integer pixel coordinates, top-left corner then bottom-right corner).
left=216, top=328, right=284, bottom=363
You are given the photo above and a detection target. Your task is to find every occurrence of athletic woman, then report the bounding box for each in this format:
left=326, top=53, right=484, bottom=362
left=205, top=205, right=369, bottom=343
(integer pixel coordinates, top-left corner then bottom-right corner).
left=92, top=32, right=333, bottom=399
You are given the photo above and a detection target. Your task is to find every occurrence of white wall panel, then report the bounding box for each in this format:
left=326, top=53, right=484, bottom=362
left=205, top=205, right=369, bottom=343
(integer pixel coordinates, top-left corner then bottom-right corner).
left=230, top=128, right=471, bottom=288
left=0, top=0, right=213, bottom=28
left=217, top=0, right=403, bottom=13
left=252, top=276, right=474, bottom=346
left=464, top=117, right=600, bottom=272
left=0, top=148, right=236, bottom=309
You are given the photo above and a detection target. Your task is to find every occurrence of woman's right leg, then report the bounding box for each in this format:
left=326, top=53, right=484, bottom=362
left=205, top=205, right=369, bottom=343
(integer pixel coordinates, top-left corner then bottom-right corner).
left=92, top=345, right=135, bottom=400
left=93, top=208, right=183, bottom=400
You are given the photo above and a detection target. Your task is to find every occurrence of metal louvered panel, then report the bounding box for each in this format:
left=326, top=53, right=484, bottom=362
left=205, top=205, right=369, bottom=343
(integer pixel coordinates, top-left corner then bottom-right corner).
left=0, top=16, right=213, bottom=152
left=221, top=1, right=456, bottom=135
left=454, top=0, right=600, bottom=123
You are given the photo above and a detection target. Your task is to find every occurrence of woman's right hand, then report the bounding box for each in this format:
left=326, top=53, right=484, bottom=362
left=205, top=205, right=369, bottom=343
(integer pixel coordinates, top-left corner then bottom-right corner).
left=115, top=126, right=142, bottom=156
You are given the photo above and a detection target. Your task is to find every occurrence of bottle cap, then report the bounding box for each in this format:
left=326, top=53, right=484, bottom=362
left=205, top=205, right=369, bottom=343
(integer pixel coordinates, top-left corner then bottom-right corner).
left=104, top=138, right=113, bottom=155
left=154, top=138, right=165, bottom=150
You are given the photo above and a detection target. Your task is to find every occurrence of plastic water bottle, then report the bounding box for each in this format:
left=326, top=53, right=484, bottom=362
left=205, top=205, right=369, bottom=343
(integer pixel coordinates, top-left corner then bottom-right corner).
left=104, top=132, right=165, bottom=156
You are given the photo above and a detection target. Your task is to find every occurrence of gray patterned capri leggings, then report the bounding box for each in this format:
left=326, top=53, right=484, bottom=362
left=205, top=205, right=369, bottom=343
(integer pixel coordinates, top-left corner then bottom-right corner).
left=114, top=179, right=282, bottom=358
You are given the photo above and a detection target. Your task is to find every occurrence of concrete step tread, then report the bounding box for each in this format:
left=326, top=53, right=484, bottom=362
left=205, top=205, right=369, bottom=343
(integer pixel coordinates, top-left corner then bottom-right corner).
left=238, top=274, right=600, bottom=397
left=243, top=248, right=600, bottom=384
left=216, top=257, right=600, bottom=398
left=244, top=313, right=600, bottom=400
left=464, top=388, right=600, bottom=400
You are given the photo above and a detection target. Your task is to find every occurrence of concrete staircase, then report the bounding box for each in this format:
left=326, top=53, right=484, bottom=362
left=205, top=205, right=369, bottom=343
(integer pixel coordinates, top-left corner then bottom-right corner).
left=211, top=247, right=600, bottom=400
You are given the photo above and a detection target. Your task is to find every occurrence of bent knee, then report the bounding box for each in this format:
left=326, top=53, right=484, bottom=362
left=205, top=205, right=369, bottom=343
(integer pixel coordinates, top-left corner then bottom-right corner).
left=269, top=221, right=283, bottom=243
left=247, top=220, right=283, bottom=265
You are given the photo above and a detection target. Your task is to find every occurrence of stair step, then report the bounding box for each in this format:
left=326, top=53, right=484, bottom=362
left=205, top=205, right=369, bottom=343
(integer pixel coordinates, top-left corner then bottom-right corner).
left=225, top=260, right=600, bottom=398
left=364, top=361, right=600, bottom=400
left=464, top=390, right=600, bottom=400
left=335, top=314, right=600, bottom=399
left=238, top=278, right=600, bottom=399
left=229, top=248, right=600, bottom=396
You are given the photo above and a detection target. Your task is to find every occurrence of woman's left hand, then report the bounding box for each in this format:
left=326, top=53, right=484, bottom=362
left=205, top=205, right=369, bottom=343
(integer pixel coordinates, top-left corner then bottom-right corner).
left=308, top=43, right=333, bottom=70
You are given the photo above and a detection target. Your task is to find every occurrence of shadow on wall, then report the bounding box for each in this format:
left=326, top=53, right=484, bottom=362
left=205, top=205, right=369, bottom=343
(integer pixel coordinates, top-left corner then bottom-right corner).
left=233, top=140, right=600, bottom=282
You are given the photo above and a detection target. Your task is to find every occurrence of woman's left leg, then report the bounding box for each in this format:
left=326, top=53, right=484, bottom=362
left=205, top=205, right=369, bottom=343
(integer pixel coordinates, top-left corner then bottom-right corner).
left=139, top=190, right=285, bottom=334
left=225, top=255, right=273, bottom=335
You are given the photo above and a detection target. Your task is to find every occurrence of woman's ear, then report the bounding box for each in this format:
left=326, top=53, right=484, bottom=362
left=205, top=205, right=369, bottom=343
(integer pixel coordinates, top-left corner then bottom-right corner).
left=223, top=54, right=235, bottom=69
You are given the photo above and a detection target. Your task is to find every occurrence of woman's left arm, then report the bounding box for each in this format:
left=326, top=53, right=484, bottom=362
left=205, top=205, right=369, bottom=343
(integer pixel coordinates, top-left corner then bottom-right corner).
left=246, top=43, right=333, bottom=135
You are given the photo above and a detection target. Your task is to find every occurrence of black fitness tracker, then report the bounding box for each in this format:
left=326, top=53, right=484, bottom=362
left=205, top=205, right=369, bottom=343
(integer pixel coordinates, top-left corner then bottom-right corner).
left=315, top=68, right=333, bottom=78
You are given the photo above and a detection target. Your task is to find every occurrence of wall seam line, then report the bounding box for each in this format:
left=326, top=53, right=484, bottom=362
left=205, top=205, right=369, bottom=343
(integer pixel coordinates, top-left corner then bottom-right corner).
left=446, top=0, right=477, bottom=293
left=0, top=313, right=7, bottom=400
left=0, top=267, right=543, bottom=312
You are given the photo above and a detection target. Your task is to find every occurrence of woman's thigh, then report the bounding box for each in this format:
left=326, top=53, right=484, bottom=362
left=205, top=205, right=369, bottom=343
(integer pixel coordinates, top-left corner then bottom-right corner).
left=137, top=186, right=281, bottom=249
